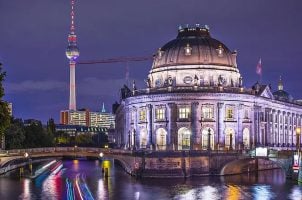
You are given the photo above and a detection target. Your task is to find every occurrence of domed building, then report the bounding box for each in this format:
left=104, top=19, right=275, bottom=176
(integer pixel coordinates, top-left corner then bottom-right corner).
left=114, top=25, right=302, bottom=151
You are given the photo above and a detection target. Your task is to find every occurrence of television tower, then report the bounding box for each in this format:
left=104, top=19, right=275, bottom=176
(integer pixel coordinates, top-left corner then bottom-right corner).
left=65, top=0, right=79, bottom=111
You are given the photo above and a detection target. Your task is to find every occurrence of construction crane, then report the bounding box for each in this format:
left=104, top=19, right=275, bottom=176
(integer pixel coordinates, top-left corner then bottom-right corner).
left=77, top=56, right=153, bottom=65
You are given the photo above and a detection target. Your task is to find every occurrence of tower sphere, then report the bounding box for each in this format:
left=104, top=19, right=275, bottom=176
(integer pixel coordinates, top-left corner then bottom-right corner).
left=66, top=45, right=80, bottom=61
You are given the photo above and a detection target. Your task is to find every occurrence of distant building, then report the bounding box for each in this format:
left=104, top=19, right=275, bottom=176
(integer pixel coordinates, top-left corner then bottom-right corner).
left=60, top=103, right=115, bottom=128
left=55, top=124, right=108, bottom=136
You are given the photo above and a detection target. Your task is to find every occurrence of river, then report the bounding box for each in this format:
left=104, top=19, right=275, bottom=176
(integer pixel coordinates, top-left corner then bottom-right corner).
left=0, top=159, right=301, bottom=200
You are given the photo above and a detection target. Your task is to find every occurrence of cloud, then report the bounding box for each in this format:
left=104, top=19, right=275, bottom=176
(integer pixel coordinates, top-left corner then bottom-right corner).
left=5, top=80, right=67, bottom=93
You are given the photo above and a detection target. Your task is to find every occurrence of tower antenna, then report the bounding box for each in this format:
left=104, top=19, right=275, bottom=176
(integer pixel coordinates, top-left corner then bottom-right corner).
left=65, top=0, right=80, bottom=111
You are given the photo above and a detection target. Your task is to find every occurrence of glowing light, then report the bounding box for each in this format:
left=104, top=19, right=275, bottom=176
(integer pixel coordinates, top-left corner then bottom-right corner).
left=99, top=152, right=104, bottom=158
left=24, top=152, right=29, bottom=158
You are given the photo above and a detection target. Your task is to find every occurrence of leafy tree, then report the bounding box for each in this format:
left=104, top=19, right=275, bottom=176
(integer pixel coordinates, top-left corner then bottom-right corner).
left=23, top=120, right=53, bottom=148
left=75, top=133, right=93, bottom=146
left=0, top=63, right=11, bottom=149
left=46, top=118, right=55, bottom=144
left=5, top=118, right=25, bottom=149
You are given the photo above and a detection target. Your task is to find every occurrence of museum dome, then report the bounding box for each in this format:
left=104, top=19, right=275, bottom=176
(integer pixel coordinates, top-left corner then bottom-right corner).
left=152, top=25, right=237, bottom=69
left=147, top=25, right=241, bottom=89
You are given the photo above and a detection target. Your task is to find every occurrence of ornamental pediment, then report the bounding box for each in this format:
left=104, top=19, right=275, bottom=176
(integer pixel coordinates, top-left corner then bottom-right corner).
left=259, top=85, right=274, bottom=99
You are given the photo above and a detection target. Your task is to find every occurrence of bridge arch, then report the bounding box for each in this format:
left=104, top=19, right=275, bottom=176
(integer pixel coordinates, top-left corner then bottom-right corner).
left=220, top=158, right=283, bottom=175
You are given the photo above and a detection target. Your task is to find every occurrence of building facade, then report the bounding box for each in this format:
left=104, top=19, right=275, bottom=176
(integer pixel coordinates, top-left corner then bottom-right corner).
left=60, top=103, right=115, bottom=128
left=115, top=25, right=302, bottom=151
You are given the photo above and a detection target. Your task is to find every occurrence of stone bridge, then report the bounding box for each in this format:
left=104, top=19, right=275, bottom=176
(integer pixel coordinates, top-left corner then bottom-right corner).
left=0, top=147, right=294, bottom=178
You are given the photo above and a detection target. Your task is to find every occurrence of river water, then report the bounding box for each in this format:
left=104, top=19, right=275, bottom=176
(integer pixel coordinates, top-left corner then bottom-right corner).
left=0, top=159, right=301, bottom=200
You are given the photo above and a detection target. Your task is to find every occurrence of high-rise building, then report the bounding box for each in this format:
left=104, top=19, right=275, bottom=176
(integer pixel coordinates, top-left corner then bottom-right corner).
left=60, top=103, right=115, bottom=128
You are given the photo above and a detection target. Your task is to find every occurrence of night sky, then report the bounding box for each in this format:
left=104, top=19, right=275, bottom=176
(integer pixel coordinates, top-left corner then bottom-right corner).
left=1, top=0, right=302, bottom=123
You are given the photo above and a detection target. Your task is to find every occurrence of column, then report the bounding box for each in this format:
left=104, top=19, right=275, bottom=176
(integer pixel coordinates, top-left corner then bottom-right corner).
left=191, top=102, right=199, bottom=150
left=272, top=109, right=276, bottom=146
left=253, top=105, right=260, bottom=147
left=124, top=107, right=130, bottom=149
left=264, top=108, right=271, bottom=146
left=217, top=102, right=224, bottom=149
left=237, top=104, right=244, bottom=150
left=168, top=103, right=176, bottom=150
left=277, top=110, right=280, bottom=146
left=146, top=104, right=153, bottom=149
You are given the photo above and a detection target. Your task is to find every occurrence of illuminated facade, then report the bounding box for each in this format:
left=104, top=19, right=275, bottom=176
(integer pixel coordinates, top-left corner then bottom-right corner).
left=115, top=25, right=302, bottom=151
left=60, top=104, right=115, bottom=128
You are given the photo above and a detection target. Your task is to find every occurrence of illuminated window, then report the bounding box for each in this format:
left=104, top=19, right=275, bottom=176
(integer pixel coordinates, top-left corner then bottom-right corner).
left=139, top=109, right=146, bottom=122
left=184, top=44, right=192, bottom=56
left=202, top=105, right=214, bottom=119
left=155, top=107, right=165, bottom=120
left=226, top=107, right=233, bottom=120
left=179, top=106, right=191, bottom=119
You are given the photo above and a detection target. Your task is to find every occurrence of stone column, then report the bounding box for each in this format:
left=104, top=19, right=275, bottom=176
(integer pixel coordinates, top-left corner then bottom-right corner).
left=124, top=107, right=130, bottom=149
left=265, top=108, right=271, bottom=146
left=253, top=105, right=260, bottom=147
left=272, top=109, right=276, bottom=146
left=191, top=102, right=199, bottom=150
left=168, top=103, right=176, bottom=150
left=217, top=102, right=224, bottom=149
left=146, top=104, right=153, bottom=149
left=277, top=110, right=281, bottom=146
left=238, top=104, right=245, bottom=150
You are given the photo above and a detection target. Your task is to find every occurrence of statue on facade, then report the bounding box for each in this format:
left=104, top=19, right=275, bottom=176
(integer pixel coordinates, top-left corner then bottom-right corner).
left=145, top=77, right=151, bottom=88
left=132, top=80, right=137, bottom=91
left=239, top=76, right=243, bottom=87
left=168, top=77, right=173, bottom=86
left=194, top=75, right=199, bottom=86
left=218, top=75, right=223, bottom=86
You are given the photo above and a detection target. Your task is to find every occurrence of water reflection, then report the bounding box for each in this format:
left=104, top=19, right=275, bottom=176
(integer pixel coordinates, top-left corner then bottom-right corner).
left=1, top=160, right=302, bottom=200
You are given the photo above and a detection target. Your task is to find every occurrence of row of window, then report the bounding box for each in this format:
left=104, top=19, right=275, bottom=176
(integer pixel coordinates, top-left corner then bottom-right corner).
left=131, top=104, right=249, bottom=122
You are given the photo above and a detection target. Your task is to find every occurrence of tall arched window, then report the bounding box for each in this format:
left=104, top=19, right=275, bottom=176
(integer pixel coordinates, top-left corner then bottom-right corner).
left=225, top=127, right=235, bottom=149
left=178, top=127, right=191, bottom=150
left=156, top=128, right=167, bottom=150
left=201, top=127, right=214, bottom=150
left=140, top=128, right=147, bottom=148
left=243, top=128, right=250, bottom=149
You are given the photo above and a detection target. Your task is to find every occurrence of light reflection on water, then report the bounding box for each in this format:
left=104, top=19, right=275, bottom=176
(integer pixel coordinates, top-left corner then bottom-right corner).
left=0, top=159, right=302, bottom=200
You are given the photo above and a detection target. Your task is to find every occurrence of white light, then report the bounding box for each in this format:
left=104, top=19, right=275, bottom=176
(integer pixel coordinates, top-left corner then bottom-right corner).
left=99, top=152, right=104, bottom=158
left=24, top=152, right=29, bottom=158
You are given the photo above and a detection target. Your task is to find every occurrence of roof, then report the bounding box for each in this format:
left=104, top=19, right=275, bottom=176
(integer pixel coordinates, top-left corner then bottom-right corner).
left=152, top=25, right=237, bottom=69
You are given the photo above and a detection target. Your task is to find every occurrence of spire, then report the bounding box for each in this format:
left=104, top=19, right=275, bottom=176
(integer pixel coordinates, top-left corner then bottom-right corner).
left=101, top=102, right=106, bottom=113
left=278, top=76, right=283, bottom=91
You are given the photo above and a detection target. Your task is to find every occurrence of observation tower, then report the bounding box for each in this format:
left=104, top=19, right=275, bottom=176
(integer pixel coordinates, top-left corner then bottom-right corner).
left=65, top=0, right=79, bottom=111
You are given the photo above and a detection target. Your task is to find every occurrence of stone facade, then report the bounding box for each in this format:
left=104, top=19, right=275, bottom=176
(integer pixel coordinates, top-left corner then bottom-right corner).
left=114, top=25, right=302, bottom=151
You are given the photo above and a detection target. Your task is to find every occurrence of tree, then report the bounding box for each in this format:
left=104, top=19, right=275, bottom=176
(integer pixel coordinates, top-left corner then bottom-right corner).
left=0, top=63, right=11, bottom=149
left=46, top=118, right=55, bottom=144
left=5, top=118, right=25, bottom=149
left=23, top=120, right=53, bottom=148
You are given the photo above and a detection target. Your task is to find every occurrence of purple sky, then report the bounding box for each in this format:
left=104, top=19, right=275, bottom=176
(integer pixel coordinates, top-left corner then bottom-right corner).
left=1, top=0, right=302, bottom=123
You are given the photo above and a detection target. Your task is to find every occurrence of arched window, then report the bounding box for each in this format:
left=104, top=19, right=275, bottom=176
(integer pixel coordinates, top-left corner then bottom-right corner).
left=243, top=128, right=250, bottom=149
left=178, top=127, right=191, bottom=150
left=201, top=127, right=214, bottom=150
left=140, top=128, right=147, bottom=148
left=156, top=128, right=167, bottom=150
left=225, top=127, right=235, bottom=149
